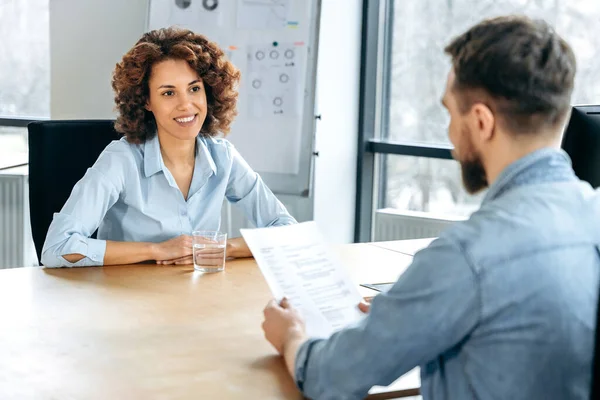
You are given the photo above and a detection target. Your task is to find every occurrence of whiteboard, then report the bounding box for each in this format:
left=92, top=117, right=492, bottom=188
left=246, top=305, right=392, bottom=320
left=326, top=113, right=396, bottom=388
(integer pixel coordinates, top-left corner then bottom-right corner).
left=147, top=0, right=321, bottom=196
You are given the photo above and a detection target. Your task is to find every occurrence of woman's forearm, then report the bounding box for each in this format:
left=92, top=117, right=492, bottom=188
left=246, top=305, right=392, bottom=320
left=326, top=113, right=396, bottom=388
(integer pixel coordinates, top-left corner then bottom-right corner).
left=103, top=240, right=157, bottom=265
left=62, top=237, right=250, bottom=265
left=63, top=240, right=156, bottom=266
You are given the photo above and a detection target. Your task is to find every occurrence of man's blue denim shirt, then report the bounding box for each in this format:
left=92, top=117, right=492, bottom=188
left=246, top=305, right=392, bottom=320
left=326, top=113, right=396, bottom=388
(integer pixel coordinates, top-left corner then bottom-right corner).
left=295, top=148, right=600, bottom=399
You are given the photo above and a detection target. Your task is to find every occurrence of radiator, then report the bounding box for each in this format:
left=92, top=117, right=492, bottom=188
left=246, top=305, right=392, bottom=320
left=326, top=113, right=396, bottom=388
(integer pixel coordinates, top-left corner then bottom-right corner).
left=373, top=208, right=466, bottom=241
left=0, top=167, right=36, bottom=269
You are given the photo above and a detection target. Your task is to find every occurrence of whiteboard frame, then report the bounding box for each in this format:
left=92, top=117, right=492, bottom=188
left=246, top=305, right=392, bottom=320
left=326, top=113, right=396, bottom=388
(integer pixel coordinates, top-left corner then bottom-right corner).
left=145, top=0, right=322, bottom=197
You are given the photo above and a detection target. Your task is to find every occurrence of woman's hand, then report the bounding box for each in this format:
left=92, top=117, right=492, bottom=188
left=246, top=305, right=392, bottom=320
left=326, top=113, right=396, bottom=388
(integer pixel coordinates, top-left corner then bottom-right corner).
left=152, top=235, right=193, bottom=264
left=226, top=237, right=253, bottom=259
left=157, top=255, right=193, bottom=265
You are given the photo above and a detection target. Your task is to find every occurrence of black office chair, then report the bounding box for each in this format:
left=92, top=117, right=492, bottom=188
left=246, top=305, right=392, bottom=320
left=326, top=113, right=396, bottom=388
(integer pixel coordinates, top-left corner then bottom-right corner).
left=562, top=107, right=600, bottom=399
left=592, top=282, right=600, bottom=400
left=27, top=120, right=122, bottom=264
left=561, top=105, right=600, bottom=189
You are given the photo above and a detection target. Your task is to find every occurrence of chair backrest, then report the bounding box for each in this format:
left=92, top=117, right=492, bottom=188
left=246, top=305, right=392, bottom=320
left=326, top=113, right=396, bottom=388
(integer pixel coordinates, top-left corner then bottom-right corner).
left=561, top=105, right=600, bottom=189
left=560, top=107, right=600, bottom=399
left=27, top=120, right=122, bottom=264
left=592, top=274, right=600, bottom=399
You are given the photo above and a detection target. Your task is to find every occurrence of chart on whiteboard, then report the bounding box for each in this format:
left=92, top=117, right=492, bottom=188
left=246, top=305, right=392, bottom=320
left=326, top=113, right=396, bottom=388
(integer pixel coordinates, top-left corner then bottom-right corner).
left=237, top=0, right=292, bottom=30
left=246, top=43, right=303, bottom=118
left=148, top=0, right=224, bottom=32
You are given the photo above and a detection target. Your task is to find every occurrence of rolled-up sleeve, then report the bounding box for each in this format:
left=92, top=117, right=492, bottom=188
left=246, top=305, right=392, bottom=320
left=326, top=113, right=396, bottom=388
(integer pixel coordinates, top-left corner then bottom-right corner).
left=294, top=237, right=480, bottom=399
left=41, top=144, right=125, bottom=267
left=225, top=144, right=297, bottom=227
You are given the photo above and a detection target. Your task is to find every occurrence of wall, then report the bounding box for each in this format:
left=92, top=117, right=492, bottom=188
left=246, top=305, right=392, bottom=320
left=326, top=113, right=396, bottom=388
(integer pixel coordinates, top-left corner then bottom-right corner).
left=50, top=0, right=148, bottom=118
left=49, top=0, right=361, bottom=243
left=313, top=0, right=361, bottom=243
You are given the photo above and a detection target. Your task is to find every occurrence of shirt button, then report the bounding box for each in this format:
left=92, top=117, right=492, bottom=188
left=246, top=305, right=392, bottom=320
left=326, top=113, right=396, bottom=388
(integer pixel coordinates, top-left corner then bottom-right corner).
left=180, top=209, right=187, bottom=216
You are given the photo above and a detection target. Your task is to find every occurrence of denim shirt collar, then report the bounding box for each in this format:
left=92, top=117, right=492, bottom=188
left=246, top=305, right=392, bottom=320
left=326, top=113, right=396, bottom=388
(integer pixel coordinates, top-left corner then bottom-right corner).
left=483, top=147, right=574, bottom=204
left=143, top=133, right=217, bottom=179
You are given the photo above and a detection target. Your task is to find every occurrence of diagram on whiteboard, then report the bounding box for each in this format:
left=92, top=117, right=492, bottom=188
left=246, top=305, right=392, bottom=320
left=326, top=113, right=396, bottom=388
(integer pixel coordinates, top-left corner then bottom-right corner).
left=237, top=0, right=291, bottom=30
left=148, top=0, right=224, bottom=32
left=245, top=43, right=303, bottom=118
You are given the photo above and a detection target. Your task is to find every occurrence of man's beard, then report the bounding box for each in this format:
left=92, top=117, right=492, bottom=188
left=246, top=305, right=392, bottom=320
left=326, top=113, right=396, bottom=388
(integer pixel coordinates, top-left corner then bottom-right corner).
left=456, top=127, right=488, bottom=194
left=460, top=155, right=488, bottom=194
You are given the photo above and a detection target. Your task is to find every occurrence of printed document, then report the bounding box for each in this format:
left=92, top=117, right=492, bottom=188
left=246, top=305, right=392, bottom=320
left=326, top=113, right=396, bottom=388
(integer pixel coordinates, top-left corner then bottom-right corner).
left=241, top=222, right=364, bottom=337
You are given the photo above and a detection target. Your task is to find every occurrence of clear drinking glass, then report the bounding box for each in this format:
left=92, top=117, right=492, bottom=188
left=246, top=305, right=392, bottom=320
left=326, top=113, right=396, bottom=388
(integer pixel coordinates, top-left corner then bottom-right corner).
left=192, top=231, right=227, bottom=273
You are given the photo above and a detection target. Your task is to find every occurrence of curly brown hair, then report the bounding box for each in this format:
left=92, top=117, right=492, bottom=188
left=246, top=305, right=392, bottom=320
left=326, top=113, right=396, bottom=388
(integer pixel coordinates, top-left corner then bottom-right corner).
left=112, top=27, right=241, bottom=143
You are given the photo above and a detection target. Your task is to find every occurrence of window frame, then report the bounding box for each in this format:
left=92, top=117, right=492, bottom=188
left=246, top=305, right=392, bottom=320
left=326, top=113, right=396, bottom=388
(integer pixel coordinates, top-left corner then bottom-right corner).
left=0, top=116, right=47, bottom=170
left=354, top=0, right=454, bottom=242
left=0, top=117, right=46, bottom=128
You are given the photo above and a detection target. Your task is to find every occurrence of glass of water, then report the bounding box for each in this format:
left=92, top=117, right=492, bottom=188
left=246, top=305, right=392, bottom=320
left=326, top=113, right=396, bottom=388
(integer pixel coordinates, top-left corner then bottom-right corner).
left=192, top=231, right=227, bottom=273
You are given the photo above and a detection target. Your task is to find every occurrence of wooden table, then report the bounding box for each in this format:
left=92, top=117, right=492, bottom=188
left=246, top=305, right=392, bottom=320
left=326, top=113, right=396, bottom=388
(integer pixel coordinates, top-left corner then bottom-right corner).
left=0, top=243, right=419, bottom=399
left=369, top=238, right=434, bottom=257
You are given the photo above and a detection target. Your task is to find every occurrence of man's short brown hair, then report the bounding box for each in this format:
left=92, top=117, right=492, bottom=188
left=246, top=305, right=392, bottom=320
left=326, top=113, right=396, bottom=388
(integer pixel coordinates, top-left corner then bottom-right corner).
left=445, top=15, right=576, bottom=134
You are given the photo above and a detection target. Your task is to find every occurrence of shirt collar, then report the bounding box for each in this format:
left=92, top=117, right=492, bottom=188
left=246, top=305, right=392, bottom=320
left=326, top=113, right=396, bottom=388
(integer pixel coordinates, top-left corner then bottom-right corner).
left=143, top=133, right=163, bottom=178
left=187, top=136, right=218, bottom=199
left=483, top=147, right=572, bottom=203
left=143, top=134, right=218, bottom=179
left=195, top=136, right=218, bottom=176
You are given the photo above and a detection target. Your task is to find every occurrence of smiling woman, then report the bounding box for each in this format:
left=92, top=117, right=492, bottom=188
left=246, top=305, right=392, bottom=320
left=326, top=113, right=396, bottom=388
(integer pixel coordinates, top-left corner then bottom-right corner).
left=111, top=28, right=238, bottom=143
left=41, top=27, right=297, bottom=268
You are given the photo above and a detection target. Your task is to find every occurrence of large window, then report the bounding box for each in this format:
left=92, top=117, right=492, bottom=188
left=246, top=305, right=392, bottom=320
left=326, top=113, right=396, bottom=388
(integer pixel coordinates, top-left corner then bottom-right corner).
left=356, top=0, right=600, bottom=241
left=0, top=0, right=50, bottom=163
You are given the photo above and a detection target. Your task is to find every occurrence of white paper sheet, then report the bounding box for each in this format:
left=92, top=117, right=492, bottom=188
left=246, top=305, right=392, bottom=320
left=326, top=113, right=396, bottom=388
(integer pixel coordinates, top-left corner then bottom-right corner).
left=246, top=42, right=303, bottom=118
left=241, top=222, right=364, bottom=338
left=236, top=0, right=291, bottom=30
